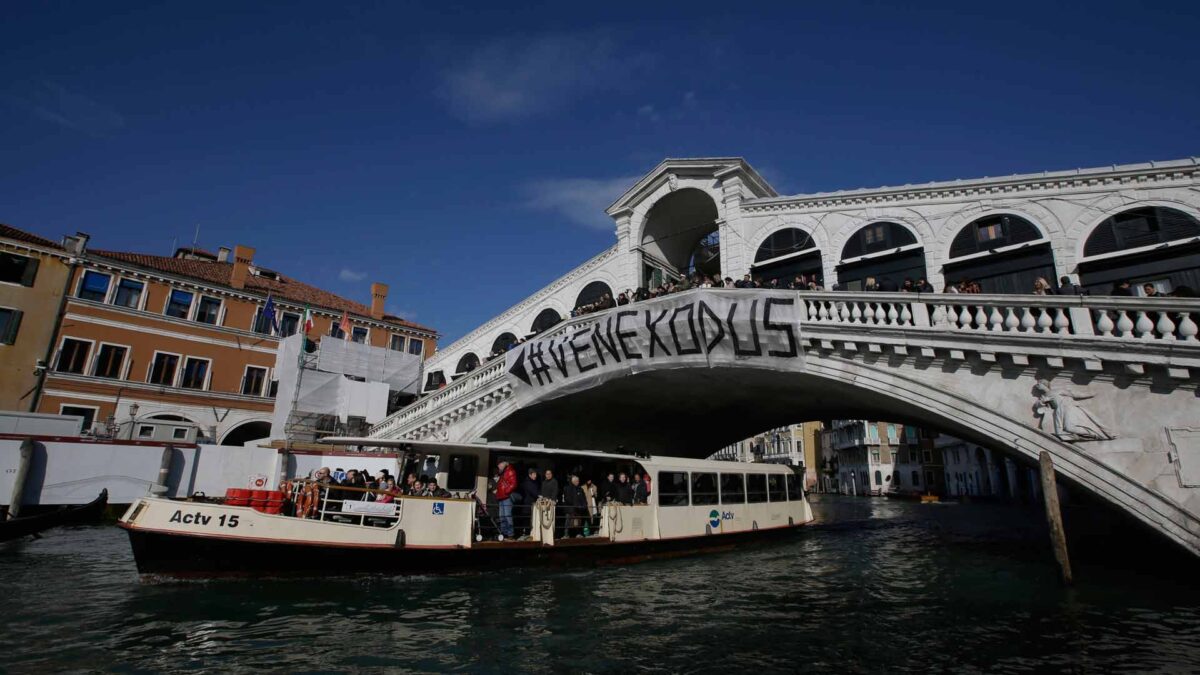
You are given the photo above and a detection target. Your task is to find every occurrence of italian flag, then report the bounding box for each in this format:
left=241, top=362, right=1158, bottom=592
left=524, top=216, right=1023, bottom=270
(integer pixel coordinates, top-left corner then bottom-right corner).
left=302, top=306, right=314, bottom=335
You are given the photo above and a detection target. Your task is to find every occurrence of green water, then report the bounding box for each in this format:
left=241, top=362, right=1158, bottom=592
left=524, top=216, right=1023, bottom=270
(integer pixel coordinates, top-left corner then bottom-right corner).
left=2, top=495, right=1197, bottom=672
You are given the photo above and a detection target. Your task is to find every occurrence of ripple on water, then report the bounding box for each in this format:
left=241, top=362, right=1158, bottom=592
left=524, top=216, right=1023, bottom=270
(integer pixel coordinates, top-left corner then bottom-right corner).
left=1, top=498, right=1199, bottom=673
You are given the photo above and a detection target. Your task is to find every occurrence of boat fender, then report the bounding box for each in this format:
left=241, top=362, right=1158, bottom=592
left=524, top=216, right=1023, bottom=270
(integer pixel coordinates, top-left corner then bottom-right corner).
left=752, top=520, right=759, bottom=531
left=788, top=516, right=794, bottom=527
left=705, top=523, right=712, bottom=536
left=395, top=529, right=406, bottom=548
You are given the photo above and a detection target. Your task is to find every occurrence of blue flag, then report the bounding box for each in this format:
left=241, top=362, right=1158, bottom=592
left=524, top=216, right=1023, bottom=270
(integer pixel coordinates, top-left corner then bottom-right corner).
left=263, top=294, right=280, bottom=334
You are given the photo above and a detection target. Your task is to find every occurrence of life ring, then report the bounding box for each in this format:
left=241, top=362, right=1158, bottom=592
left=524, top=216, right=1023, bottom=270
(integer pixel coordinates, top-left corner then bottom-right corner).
left=295, top=483, right=320, bottom=519
left=536, top=497, right=555, bottom=530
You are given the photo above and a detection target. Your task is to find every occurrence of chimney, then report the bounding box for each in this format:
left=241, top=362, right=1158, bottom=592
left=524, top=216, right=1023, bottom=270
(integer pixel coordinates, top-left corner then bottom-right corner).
left=62, top=231, right=90, bottom=256
left=370, top=282, right=388, bottom=320
left=217, top=246, right=231, bottom=263
left=230, top=245, right=255, bottom=290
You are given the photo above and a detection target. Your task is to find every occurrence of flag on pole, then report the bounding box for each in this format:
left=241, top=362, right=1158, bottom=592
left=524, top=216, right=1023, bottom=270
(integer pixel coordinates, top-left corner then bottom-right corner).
left=338, top=310, right=351, bottom=339
left=263, top=293, right=280, bottom=335
left=302, top=306, right=314, bottom=335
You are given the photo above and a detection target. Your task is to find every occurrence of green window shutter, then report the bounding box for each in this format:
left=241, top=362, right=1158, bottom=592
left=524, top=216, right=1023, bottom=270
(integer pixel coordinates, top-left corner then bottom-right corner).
left=1, top=309, right=21, bottom=345
left=20, top=257, right=39, bottom=287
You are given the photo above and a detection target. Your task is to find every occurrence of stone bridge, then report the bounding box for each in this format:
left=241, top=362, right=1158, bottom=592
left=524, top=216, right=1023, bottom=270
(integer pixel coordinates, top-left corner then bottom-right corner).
left=371, top=288, right=1200, bottom=556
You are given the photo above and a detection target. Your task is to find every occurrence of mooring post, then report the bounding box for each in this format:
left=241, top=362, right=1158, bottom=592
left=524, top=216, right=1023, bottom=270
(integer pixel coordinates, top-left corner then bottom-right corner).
left=151, top=445, right=174, bottom=495
left=1039, top=450, right=1073, bottom=585
left=7, top=438, right=35, bottom=520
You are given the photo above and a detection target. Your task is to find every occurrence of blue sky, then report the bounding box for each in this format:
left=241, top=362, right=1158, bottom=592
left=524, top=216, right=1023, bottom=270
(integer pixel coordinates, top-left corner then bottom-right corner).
left=3, top=1, right=1198, bottom=343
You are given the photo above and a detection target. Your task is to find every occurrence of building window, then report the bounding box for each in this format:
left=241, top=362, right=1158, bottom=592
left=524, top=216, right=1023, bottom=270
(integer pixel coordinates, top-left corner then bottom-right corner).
left=874, top=470, right=883, bottom=486
left=112, top=278, right=145, bottom=308
left=78, top=271, right=111, bottom=302
left=148, top=353, right=180, bottom=385
left=691, top=472, right=719, bottom=506
left=242, top=366, right=267, bottom=396
left=195, top=296, right=222, bottom=325
left=923, top=449, right=933, bottom=463
left=746, top=474, right=768, bottom=503
left=279, top=312, right=300, bottom=337
left=912, top=470, right=921, bottom=487
left=56, top=338, right=91, bottom=373
left=137, top=425, right=155, bottom=439
left=886, top=424, right=898, bottom=443
left=862, top=224, right=886, bottom=247
left=720, top=473, right=746, bottom=504
left=408, top=338, right=424, bottom=356
left=172, top=427, right=189, bottom=440
left=867, top=425, right=879, bottom=443
left=657, top=471, right=690, bottom=506
left=351, top=326, right=368, bottom=344
left=60, top=405, right=96, bottom=432
left=180, top=357, right=210, bottom=390
left=92, top=344, right=127, bottom=379
left=252, top=307, right=274, bottom=334
left=767, top=474, right=786, bottom=502
left=390, top=334, right=406, bottom=351
left=329, top=321, right=345, bottom=339
left=0, top=308, right=22, bottom=345
left=0, top=253, right=39, bottom=286
left=871, top=449, right=881, bottom=464
left=165, top=289, right=194, bottom=319
left=976, top=221, right=1004, bottom=243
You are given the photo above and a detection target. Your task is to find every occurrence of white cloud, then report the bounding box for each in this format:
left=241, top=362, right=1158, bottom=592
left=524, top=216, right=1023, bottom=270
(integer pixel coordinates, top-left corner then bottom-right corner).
left=437, top=32, right=652, bottom=124
left=636, top=104, right=660, bottom=122
left=338, top=268, right=367, bottom=282
left=8, top=80, right=125, bottom=137
left=387, top=305, right=416, bottom=320
left=523, top=175, right=640, bottom=230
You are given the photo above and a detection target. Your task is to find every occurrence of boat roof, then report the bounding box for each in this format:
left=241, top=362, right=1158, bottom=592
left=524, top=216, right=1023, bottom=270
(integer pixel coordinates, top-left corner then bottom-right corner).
left=318, top=437, right=795, bottom=474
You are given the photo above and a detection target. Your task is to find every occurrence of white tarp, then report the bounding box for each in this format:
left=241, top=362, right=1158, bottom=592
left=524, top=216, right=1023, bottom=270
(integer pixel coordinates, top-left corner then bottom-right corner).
left=503, top=289, right=805, bottom=407
left=318, top=337, right=421, bottom=393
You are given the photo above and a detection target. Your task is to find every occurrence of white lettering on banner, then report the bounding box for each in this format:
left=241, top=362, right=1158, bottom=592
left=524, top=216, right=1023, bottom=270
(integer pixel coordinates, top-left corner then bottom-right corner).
left=341, top=501, right=399, bottom=516
left=505, top=290, right=803, bottom=398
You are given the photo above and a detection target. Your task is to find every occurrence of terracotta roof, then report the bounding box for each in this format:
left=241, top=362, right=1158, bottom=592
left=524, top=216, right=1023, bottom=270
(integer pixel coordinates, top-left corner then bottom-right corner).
left=0, top=223, right=64, bottom=251
left=89, top=249, right=435, bottom=334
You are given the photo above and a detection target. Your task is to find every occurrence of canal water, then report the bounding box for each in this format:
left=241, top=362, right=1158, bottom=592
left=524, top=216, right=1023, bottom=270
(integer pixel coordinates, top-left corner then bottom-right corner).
left=2, top=496, right=1198, bottom=673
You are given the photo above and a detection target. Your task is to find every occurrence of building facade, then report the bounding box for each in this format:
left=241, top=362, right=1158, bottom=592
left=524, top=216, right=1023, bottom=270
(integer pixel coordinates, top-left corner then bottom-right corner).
left=4, top=227, right=438, bottom=445
left=0, top=225, right=73, bottom=411
left=711, top=422, right=823, bottom=489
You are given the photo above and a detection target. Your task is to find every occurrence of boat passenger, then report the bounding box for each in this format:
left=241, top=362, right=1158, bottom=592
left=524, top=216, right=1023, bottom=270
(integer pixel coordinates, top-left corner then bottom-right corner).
left=632, top=471, right=648, bottom=505
left=615, top=473, right=633, bottom=505
left=518, top=468, right=541, bottom=538
left=600, top=472, right=617, bottom=503
left=541, top=469, right=559, bottom=503
left=426, top=477, right=451, bottom=499
left=562, top=475, right=588, bottom=537
left=584, top=479, right=599, bottom=528
left=493, top=460, right=517, bottom=540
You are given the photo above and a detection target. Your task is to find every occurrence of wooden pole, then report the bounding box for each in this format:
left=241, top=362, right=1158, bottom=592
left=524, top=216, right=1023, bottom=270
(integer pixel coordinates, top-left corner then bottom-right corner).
left=7, top=439, right=34, bottom=520
left=1039, top=450, right=1073, bottom=585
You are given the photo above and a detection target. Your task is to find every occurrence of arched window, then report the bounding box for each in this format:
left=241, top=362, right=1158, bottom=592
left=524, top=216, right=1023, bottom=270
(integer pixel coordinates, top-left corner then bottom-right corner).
left=530, top=308, right=562, bottom=334
left=912, top=470, right=921, bottom=487
left=752, top=228, right=822, bottom=285
left=574, top=281, right=613, bottom=310
left=490, top=332, right=518, bottom=356
left=943, top=214, right=1055, bottom=294
left=874, top=470, right=882, bottom=487
left=1080, top=207, right=1200, bottom=295
left=837, top=222, right=926, bottom=291
left=221, top=421, right=271, bottom=446
left=455, top=352, right=480, bottom=374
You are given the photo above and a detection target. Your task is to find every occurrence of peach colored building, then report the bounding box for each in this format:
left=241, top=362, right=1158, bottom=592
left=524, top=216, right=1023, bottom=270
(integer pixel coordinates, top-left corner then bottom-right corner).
left=19, top=230, right=436, bottom=445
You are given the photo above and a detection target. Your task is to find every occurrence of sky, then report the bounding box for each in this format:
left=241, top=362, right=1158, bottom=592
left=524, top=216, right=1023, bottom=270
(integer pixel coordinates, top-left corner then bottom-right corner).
left=3, top=1, right=1199, bottom=343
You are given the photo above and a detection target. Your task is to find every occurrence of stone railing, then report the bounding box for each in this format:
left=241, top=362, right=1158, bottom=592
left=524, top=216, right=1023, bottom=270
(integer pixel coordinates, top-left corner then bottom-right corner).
left=373, top=289, right=1200, bottom=438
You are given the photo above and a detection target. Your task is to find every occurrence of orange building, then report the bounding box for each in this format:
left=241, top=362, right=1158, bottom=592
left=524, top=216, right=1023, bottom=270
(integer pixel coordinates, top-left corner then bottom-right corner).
left=15, top=228, right=436, bottom=445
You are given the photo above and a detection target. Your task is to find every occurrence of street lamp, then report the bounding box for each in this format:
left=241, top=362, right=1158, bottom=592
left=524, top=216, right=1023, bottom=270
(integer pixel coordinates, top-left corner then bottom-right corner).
left=127, top=402, right=139, bottom=440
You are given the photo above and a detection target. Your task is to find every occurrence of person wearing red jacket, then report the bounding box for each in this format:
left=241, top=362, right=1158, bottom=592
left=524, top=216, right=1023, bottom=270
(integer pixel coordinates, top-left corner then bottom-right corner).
left=493, top=460, right=517, bottom=539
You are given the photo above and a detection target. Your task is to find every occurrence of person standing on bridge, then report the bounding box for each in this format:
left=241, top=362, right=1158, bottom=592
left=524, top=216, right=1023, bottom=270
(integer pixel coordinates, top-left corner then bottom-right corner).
left=493, top=460, right=517, bottom=540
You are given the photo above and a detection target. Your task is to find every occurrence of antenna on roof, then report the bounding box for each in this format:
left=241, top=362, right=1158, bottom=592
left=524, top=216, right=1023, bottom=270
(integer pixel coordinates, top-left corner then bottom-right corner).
left=170, top=236, right=177, bottom=255
left=191, top=223, right=200, bottom=256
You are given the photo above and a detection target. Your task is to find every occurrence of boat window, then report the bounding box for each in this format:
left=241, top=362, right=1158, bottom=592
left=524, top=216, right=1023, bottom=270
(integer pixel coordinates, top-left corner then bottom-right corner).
left=786, top=473, right=801, bottom=501
left=747, top=474, right=768, bottom=503
left=447, top=454, right=478, bottom=491
left=691, top=472, right=719, bottom=505
left=767, top=474, right=786, bottom=502
left=657, top=471, right=689, bottom=506
left=720, top=473, right=746, bottom=504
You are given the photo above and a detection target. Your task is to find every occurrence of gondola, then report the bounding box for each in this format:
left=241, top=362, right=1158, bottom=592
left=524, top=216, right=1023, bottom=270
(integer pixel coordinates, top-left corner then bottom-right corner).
left=0, top=489, right=108, bottom=543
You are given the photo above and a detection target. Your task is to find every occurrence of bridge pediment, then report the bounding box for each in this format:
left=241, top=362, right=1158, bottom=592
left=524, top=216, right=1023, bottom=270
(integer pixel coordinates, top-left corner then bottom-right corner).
left=606, top=158, right=778, bottom=218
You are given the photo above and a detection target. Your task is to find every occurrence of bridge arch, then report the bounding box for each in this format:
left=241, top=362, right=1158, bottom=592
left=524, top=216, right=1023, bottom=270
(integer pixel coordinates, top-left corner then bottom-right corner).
left=835, top=220, right=929, bottom=290
left=530, top=308, right=563, bottom=334
left=637, top=187, right=722, bottom=283
left=1075, top=202, right=1200, bottom=295
left=940, top=210, right=1058, bottom=293
left=454, top=352, right=481, bottom=375
left=749, top=225, right=824, bottom=285
left=574, top=280, right=614, bottom=310
left=489, top=332, right=519, bottom=357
